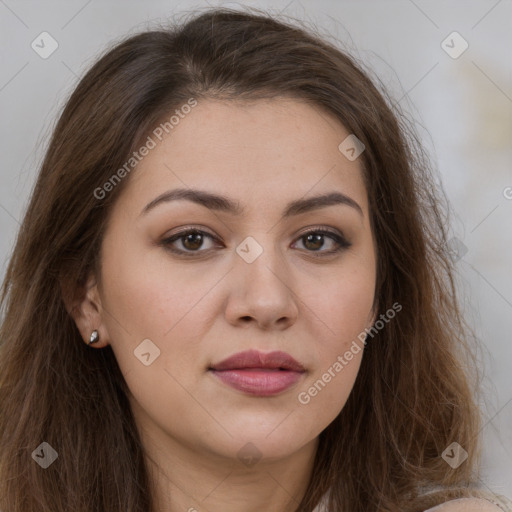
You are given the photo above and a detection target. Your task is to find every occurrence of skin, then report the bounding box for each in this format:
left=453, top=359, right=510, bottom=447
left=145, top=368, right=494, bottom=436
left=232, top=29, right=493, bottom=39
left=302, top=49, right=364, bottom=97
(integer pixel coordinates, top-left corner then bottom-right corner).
left=427, top=499, right=505, bottom=511
left=70, top=98, right=379, bottom=512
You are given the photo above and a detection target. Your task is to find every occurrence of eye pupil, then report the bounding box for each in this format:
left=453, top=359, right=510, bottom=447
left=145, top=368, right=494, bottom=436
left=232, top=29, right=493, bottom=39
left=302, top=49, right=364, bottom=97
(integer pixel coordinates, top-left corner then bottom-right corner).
left=183, top=231, right=203, bottom=250
left=304, top=233, right=324, bottom=251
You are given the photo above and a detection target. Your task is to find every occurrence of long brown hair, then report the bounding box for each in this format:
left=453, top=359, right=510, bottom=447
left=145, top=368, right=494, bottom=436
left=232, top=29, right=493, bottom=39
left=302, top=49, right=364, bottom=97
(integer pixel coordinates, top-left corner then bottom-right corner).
left=0, top=6, right=485, bottom=511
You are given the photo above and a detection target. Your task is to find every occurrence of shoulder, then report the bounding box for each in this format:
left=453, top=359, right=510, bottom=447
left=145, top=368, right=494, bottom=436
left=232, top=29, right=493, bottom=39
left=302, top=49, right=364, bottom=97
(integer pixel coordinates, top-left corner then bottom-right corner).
left=425, top=497, right=508, bottom=511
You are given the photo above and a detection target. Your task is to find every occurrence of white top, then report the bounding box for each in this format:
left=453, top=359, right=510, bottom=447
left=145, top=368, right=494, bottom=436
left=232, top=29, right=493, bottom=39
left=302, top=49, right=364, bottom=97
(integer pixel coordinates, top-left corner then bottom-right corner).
left=425, top=498, right=510, bottom=511
left=312, top=495, right=512, bottom=512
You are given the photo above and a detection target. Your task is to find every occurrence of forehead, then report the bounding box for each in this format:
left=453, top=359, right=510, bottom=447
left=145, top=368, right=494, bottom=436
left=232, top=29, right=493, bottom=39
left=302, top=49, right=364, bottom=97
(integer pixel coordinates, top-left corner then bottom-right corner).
left=121, top=97, right=369, bottom=217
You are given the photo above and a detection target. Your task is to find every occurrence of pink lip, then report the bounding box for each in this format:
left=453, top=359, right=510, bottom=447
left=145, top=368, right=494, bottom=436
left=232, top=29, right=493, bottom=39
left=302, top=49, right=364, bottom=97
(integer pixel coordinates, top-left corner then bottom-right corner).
left=209, top=350, right=306, bottom=396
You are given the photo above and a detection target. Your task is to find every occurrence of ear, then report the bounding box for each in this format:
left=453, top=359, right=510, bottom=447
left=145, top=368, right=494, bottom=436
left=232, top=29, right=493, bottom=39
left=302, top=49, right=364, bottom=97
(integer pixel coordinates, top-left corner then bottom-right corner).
left=61, top=271, right=110, bottom=348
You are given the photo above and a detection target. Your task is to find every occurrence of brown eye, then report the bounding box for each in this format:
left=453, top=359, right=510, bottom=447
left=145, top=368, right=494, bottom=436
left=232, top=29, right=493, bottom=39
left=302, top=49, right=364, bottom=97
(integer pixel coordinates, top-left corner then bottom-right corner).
left=181, top=231, right=205, bottom=251
left=161, top=229, right=219, bottom=254
left=160, top=226, right=350, bottom=258
left=293, top=228, right=351, bottom=255
left=302, top=233, right=325, bottom=251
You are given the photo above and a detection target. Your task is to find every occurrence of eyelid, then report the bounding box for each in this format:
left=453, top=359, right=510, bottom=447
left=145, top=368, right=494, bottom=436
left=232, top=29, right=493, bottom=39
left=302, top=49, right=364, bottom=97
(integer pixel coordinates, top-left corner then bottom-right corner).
left=292, top=225, right=351, bottom=252
left=159, top=225, right=220, bottom=255
left=159, top=224, right=351, bottom=256
left=295, top=224, right=346, bottom=240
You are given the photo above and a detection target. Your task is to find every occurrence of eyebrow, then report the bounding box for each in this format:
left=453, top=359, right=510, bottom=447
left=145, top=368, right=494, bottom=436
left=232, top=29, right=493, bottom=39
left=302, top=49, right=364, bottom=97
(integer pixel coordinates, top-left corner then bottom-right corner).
left=140, top=188, right=363, bottom=218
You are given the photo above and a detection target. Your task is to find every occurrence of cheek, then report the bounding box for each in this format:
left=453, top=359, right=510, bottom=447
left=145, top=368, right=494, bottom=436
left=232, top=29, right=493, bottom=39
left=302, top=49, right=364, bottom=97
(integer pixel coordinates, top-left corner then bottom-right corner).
left=297, top=351, right=362, bottom=417
left=99, top=249, right=210, bottom=423
left=99, top=241, right=223, bottom=390
left=305, top=265, right=375, bottom=347
left=288, top=265, right=374, bottom=430
left=100, top=237, right=207, bottom=338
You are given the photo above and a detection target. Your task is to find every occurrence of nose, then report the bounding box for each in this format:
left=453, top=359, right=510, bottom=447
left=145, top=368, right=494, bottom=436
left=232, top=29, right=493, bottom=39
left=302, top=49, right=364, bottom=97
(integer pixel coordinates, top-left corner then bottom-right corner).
left=224, top=238, right=299, bottom=331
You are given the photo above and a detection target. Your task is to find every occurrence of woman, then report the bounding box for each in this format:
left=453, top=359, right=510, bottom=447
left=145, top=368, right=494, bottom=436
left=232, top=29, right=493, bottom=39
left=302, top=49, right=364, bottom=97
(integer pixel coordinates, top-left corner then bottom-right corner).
left=0, top=7, right=507, bottom=512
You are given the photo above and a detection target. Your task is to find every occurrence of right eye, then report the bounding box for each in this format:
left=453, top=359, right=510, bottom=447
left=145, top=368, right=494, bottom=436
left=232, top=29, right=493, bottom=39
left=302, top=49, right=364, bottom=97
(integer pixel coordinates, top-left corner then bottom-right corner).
left=160, top=228, right=222, bottom=255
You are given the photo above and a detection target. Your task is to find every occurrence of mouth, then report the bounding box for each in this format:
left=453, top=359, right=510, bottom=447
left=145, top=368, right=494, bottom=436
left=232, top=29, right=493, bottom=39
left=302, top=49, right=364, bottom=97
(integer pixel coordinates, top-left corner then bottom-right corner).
left=208, top=350, right=306, bottom=396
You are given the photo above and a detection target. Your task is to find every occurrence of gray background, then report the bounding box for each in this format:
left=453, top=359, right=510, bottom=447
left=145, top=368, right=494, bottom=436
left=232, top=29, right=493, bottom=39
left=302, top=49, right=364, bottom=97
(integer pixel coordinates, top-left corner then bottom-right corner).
left=1, top=0, right=511, bottom=498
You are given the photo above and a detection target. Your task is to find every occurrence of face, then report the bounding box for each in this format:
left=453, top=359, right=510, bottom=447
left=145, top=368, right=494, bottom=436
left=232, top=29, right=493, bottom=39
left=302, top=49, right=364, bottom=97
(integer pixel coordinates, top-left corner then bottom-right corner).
left=86, top=98, right=377, bottom=464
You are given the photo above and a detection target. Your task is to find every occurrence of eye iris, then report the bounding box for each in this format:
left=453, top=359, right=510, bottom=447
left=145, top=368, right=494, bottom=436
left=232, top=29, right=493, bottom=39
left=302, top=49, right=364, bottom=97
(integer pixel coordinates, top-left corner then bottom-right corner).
left=304, top=233, right=324, bottom=251
left=183, top=231, right=204, bottom=250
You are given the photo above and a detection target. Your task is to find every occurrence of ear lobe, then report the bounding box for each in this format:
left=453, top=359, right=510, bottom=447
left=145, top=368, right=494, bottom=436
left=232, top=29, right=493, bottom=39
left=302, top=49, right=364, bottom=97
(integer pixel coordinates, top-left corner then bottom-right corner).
left=61, top=272, right=108, bottom=346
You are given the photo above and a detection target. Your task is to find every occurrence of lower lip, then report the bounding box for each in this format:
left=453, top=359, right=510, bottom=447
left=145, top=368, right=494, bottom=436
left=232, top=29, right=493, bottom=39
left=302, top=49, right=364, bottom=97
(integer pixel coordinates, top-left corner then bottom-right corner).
left=209, top=368, right=304, bottom=396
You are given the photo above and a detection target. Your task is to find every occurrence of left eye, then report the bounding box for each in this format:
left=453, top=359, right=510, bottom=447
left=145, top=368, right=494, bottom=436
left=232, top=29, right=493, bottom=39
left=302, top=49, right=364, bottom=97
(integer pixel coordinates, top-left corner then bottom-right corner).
left=160, top=227, right=351, bottom=256
left=292, top=229, right=351, bottom=253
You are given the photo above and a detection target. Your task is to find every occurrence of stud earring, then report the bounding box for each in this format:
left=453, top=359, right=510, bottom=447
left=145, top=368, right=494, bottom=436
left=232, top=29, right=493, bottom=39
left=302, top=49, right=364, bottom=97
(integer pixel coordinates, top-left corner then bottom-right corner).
left=89, top=330, right=100, bottom=344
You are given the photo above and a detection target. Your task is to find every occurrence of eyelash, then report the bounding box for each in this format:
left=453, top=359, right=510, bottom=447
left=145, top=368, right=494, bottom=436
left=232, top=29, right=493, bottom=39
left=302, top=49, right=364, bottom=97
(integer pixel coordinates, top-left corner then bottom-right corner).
left=159, top=226, right=351, bottom=258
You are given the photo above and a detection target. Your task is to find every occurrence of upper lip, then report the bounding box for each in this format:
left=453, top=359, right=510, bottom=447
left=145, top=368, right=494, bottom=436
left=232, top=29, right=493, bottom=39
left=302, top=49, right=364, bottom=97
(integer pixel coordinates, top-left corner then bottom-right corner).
left=209, top=350, right=305, bottom=372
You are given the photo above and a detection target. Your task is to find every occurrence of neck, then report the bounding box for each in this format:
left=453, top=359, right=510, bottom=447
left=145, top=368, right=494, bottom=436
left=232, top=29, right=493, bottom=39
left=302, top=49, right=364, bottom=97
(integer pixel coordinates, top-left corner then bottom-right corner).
left=136, top=415, right=318, bottom=512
